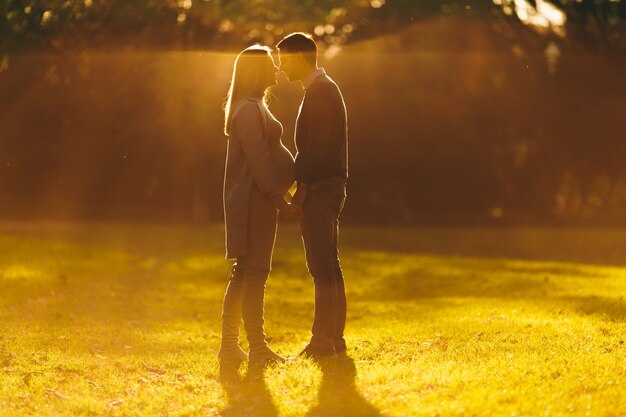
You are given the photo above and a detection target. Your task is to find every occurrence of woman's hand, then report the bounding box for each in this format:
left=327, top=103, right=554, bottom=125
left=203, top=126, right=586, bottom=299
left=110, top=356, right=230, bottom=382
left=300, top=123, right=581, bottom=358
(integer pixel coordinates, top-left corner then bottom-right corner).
left=291, top=186, right=307, bottom=208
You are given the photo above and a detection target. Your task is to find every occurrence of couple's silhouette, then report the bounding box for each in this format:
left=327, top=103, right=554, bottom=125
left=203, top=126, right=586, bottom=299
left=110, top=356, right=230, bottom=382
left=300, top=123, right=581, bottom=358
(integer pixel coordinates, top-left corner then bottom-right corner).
left=217, top=30, right=378, bottom=417
left=219, top=32, right=348, bottom=367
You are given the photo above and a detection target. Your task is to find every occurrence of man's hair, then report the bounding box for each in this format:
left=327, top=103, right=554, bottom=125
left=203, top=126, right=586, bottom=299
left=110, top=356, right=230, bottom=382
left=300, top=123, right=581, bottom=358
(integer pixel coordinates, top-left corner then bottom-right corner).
left=276, top=32, right=317, bottom=65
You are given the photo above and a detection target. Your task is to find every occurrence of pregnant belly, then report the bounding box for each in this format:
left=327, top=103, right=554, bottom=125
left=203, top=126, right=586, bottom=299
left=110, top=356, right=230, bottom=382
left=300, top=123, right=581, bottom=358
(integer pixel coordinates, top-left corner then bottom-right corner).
left=270, top=143, right=295, bottom=194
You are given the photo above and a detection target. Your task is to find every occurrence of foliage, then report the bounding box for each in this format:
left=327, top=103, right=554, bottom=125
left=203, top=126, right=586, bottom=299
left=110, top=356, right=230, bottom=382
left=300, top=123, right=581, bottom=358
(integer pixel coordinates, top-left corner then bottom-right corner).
left=1, top=0, right=624, bottom=54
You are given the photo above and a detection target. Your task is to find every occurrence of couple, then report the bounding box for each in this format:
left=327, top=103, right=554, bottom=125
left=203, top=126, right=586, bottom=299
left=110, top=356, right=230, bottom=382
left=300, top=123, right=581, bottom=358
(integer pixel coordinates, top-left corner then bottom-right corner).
left=218, top=32, right=349, bottom=369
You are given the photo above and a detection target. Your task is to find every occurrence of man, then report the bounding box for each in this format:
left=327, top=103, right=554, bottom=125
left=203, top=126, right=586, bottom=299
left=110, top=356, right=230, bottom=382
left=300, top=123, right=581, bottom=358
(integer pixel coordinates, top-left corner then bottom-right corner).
left=277, top=33, right=349, bottom=358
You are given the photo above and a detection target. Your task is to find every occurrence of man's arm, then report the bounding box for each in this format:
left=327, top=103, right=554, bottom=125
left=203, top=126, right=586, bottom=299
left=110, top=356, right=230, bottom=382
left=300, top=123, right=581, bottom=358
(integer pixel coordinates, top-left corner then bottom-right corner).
left=301, top=83, right=339, bottom=180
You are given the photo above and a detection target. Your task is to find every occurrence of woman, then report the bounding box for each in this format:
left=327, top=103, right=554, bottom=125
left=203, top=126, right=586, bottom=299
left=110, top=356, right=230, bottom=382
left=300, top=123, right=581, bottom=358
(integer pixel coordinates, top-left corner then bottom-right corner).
left=218, top=45, right=296, bottom=369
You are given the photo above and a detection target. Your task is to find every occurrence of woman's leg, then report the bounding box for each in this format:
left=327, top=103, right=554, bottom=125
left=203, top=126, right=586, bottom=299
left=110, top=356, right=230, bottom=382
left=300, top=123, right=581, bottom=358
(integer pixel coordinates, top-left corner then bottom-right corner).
left=241, top=265, right=270, bottom=354
left=241, top=185, right=284, bottom=366
left=218, top=262, right=247, bottom=362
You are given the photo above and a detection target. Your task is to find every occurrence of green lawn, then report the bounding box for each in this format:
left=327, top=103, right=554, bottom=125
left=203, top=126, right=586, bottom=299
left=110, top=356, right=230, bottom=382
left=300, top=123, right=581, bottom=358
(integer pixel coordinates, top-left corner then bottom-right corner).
left=1, top=222, right=625, bottom=417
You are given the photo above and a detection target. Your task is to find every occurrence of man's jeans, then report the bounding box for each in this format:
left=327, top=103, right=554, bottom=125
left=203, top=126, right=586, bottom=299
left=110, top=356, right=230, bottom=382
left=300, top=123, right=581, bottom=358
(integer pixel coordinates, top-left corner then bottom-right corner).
left=300, top=177, right=347, bottom=351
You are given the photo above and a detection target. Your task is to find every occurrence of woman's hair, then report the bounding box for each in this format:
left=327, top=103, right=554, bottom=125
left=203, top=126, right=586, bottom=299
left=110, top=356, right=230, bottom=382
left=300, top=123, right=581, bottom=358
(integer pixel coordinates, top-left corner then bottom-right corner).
left=223, top=45, right=275, bottom=136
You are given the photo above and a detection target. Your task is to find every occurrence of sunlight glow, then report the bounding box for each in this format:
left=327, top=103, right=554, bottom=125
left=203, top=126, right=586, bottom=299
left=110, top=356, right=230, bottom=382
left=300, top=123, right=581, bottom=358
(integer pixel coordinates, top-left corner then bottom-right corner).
left=538, top=0, right=566, bottom=26
left=3, top=264, right=41, bottom=279
left=219, top=19, right=234, bottom=33
left=510, top=0, right=567, bottom=37
left=41, top=10, right=52, bottom=25
left=490, top=207, right=504, bottom=218
left=330, top=7, right=347, bottom=18
left=182, top=256, right=225, bottom=272
left=0, top=55, right=8, bottom=72
left=544, top=41, right=561, bottom=74
left=323, top=44, right=341, bottom=60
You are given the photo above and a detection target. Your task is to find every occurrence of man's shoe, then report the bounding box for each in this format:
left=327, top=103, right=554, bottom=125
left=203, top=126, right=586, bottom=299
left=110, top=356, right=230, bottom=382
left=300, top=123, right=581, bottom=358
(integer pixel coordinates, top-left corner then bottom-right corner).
left=334, top=341, right=347, bottom=354
left=299, top=344, right=336, bottom=360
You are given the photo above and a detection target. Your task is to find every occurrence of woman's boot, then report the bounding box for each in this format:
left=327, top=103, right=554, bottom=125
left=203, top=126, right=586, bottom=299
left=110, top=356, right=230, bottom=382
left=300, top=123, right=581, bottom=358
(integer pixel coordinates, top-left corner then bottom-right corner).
left=242, top=270, right=286, bottom=367
left=217, top=264, right=248, bottom=365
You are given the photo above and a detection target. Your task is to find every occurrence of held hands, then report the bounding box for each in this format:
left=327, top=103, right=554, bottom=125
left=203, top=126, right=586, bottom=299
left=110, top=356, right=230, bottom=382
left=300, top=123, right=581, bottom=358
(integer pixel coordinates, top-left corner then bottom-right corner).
left=281, top=202, right=300, bottom=219
left=272, top=194, right=301, bottom=219
left=287, top=185, right=306, bottom=219
left=286, top=185, right=307, bottom=219
left=291, top=186, right=307, bottom=208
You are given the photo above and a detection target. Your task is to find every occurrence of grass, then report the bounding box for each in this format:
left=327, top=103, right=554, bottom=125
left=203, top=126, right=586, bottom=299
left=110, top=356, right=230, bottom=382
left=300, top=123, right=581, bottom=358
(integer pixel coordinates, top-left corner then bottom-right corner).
left=1, top=222, right=625, bottom=417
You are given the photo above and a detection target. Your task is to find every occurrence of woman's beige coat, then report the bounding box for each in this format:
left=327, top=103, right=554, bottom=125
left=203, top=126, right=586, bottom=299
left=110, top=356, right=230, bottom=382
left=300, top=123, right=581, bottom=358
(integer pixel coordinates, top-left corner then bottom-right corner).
left=223, top=98, right=281, bottom=259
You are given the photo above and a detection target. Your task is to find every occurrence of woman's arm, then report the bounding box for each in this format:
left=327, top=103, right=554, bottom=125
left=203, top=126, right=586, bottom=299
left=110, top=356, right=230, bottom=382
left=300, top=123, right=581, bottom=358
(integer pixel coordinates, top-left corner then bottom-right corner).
left=234, top=101, right=281, bottom=195
left=234, top=101, right=297, bottom=216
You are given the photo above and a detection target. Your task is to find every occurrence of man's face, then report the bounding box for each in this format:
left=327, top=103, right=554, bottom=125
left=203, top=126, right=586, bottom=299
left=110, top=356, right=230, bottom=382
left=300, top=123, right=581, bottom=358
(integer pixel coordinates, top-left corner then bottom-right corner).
left=278, top=52, right=302, bottom=82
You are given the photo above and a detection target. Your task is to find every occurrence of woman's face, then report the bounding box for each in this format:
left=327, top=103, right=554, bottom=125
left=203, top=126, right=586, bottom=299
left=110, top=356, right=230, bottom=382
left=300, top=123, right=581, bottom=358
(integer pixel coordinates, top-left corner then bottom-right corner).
left=264, top=56, right=278, bottom=88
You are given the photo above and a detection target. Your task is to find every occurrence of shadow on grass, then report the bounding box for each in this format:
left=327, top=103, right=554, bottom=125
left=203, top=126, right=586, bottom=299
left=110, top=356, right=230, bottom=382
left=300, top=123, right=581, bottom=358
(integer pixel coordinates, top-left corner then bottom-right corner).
left=338, top=227, right=626, bottom=267
left=558, top=295, right=626, bottom=322
left=348, top=252, right=626, bottom=322
left=305, top=356, right=383, bottom=417
left=356, top=255, right=601, bottom=301
left=218, top=366, right=279, bottom=417
left=356, top=256, right=556, bottom=301
left=217, top=356, right=384, bottom=417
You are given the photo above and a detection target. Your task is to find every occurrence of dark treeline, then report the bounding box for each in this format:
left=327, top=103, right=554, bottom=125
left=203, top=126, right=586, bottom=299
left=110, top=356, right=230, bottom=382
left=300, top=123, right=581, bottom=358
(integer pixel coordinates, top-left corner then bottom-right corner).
left=1, top=1, right=624, bottom=54
left=1, top=1, right=625, bottom=225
